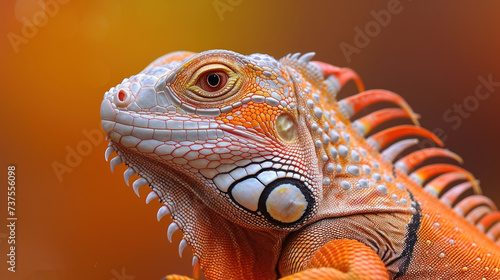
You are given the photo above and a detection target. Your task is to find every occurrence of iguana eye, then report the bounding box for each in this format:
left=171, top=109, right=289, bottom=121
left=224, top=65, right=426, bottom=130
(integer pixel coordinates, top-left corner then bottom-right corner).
left=197, top=71, right=228, bottom=92
left=187, top=64, right=240, bottom=100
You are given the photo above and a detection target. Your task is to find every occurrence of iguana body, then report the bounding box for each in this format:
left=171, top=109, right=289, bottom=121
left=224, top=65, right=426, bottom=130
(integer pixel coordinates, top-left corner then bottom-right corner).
left=100, top=50, right=500, bottom=279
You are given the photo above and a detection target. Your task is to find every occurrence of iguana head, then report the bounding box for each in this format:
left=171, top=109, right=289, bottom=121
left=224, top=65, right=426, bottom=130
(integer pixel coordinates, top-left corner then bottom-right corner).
left=100, top=50, right=335, bottom=277
left=100, top=50, right=418, bottom=278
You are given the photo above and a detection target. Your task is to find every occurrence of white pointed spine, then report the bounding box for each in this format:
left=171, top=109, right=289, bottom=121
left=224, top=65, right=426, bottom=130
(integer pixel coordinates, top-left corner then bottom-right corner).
left=192, top=256, right=199, bottom=267
left=123, top=168, right=136, bottom=186
left=351, top=121, right=366, bottom=136
left=178, top=239, right=188, bottom=258
left=298, top=52, right=315, bottom=64
left=382, top=138, right=419, bottom=163
left=167, top=223, right=179, bottom=243
left=132, top=178, right=148, bottom=196
left=109, top=156, right=122, bottom=172
left=290, top=53, right=300, bottom=60
left=367, top=138, right=381, bottom=151
left=395, top=161, right=409, bottom=174
left=156, top=205, right=169, bottom=221
left=105, top=147, right=115, bottom=161
left=337, top=100, right=355, bottom=119
left=409, top=174, right=422, bottom=185
left=147, top=192, right=159, bottom=204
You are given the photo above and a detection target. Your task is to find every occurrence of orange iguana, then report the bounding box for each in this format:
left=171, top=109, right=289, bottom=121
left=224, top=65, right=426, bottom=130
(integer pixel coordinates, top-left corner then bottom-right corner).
left=100, top=50, right=500, bottom=279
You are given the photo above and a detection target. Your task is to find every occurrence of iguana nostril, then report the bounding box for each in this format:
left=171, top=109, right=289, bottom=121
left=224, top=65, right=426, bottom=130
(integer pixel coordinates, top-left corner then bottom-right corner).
left=118, top=90, right=126, bottom=102
left=114, top=89, right=131, bottom=107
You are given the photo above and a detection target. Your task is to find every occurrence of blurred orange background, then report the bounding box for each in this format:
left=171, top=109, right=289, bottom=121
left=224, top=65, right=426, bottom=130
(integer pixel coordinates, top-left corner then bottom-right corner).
left=1, top=0, right=500, bottom=279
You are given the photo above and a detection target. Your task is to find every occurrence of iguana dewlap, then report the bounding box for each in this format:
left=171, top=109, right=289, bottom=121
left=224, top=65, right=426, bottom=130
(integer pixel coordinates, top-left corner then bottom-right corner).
left=100, top=50, right=500, bottom=279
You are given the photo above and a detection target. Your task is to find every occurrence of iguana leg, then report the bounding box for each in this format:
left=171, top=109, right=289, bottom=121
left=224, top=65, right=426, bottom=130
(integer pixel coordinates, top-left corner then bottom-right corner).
left=164, top=275, right=194, bottom=280
left=163, top=261, right=200, bottom=280
left=280, top=239, right=389, bottom=280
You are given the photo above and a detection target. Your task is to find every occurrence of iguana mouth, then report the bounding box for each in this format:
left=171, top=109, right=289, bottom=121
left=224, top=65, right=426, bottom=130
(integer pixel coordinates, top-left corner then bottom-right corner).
left=218, top=124, right=269, bottom=145
left=101, top=96, right=271, bottom=153
left=101, top=98, right=226, bottom=145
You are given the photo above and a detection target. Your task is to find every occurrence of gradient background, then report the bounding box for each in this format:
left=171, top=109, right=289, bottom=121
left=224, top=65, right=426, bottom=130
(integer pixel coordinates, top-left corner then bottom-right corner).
left=1, top=0, right=500, bottom=279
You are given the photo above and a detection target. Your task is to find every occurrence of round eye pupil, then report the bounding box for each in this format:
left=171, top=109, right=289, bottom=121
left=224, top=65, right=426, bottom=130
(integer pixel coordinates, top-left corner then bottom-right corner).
left=207, top=73, right=220, bottom=87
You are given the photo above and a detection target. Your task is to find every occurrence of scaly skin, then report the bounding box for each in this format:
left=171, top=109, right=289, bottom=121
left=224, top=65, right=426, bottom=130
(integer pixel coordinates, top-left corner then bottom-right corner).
left=100, top=50, right=500, bottom=279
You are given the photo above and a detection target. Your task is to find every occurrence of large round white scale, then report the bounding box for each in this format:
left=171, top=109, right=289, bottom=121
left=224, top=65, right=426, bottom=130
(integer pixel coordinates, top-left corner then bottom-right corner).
left=265, top=182, right=308, bottom=223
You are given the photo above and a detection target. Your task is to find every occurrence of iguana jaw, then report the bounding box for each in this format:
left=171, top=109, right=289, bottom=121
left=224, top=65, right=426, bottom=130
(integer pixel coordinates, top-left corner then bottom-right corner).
left=104, top=138, right=290, bottom=279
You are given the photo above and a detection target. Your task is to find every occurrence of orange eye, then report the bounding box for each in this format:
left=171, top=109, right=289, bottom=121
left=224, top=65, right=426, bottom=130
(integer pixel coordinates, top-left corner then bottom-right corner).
left=186, top=64, right=241, bottom=101
left=196, top=71, right=228, bottom=92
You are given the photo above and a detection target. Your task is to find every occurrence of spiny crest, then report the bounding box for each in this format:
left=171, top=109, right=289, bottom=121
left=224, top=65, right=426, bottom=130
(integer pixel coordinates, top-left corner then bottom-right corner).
left=321, top=61, right=500, bottom=243
left=280, top=52, right=324, bottom=84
